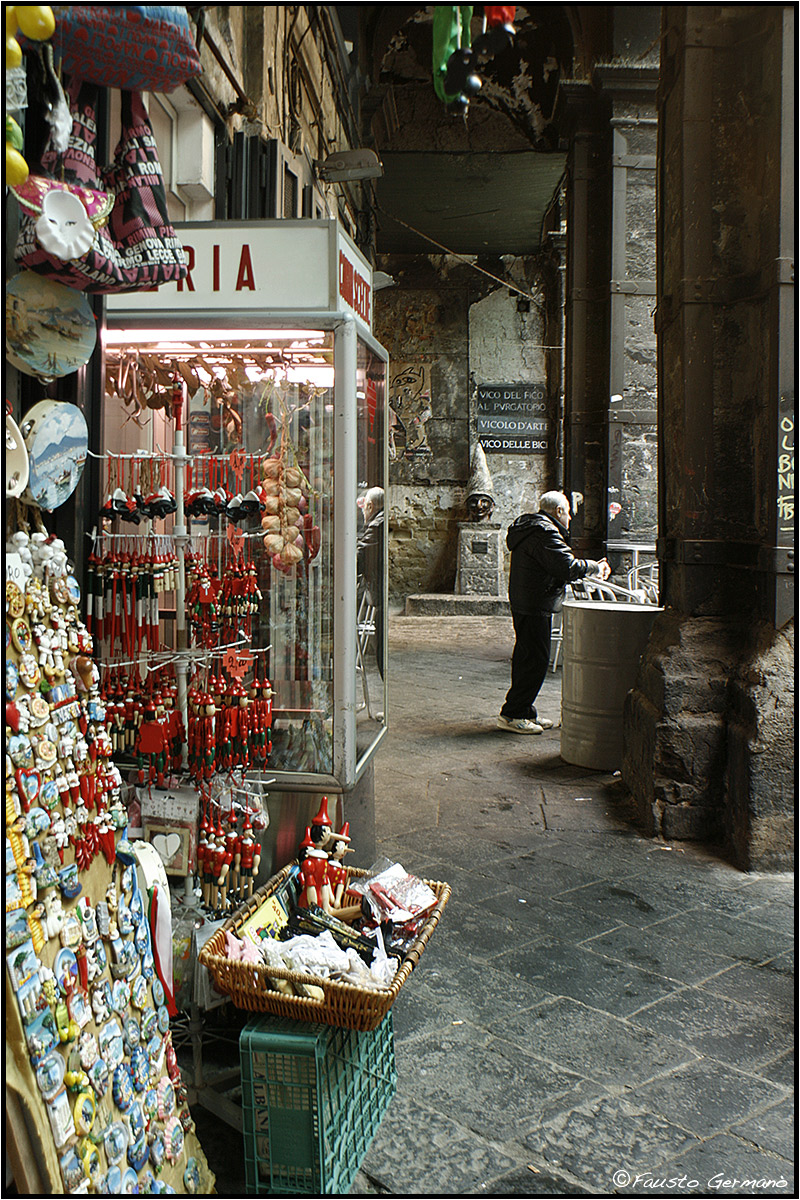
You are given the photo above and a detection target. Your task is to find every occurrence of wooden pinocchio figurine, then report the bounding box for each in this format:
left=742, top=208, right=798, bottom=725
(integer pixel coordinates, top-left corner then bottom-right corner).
left=309, top=796, right=335, bottom=853
left=297, top=826, right=330, bottom=911
left=234, top=813, right=260, bottom=902
left=326, top=822, right=353, bottom=909
left=326, top=824, right=361, bottom=922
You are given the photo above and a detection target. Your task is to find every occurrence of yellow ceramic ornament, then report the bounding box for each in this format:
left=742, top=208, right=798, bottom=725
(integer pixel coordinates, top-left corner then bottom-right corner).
left=6, top=31, right=23, bottom=68
left=6, top=143, right=29, bottom=186
left=15, top=6, right=56, bottom=43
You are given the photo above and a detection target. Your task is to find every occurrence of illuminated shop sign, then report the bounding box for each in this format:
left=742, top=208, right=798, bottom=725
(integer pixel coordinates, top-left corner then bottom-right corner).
left=108, top=220, right=373, bottom=332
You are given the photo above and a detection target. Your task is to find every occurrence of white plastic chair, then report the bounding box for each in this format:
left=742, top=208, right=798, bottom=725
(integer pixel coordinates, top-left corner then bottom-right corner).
left=625, top=560, right=659, bottom=604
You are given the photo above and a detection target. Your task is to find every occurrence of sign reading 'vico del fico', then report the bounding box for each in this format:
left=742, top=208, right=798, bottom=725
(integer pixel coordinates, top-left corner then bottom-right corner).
left=477, top=384, right=550, bottom=453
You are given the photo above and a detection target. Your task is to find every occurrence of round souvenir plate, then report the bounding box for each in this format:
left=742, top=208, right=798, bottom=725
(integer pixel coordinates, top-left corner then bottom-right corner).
left=21, top=400, right=88, bottom=511
left=6, top=272, right=97, bottom=381
left=151, top=978, right=164, bottom=1007
left=6, top=412, right=30, bottom=499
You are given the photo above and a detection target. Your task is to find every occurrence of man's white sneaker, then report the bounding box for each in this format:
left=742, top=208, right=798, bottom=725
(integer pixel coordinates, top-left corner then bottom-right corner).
left=497, top=715, right=544, bottom=734
left=536, top=717, right=555, bottom=729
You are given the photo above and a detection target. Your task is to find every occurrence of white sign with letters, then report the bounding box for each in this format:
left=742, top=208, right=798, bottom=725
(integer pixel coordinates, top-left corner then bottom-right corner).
left=107, top=220, right=372, bottom=332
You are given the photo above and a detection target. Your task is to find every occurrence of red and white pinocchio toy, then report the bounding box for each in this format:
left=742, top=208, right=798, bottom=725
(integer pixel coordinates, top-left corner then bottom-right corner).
left=235, top=813, right=261, bottom=902
left=310, top=795, right=334, bottom=852
left=297, top=824, right=330, bottom=911
left=326, top=822, right=353, bottom=909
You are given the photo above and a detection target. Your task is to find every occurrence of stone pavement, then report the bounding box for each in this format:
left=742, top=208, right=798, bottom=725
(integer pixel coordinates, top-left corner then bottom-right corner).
left=188, top=614, right=795, bottom=1197
left=350, top=615, right=795, bottom=1197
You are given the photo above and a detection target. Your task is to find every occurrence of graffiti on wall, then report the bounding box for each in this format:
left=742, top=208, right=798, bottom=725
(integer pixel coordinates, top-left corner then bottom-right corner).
left=389, top=362, right=433, bottom=460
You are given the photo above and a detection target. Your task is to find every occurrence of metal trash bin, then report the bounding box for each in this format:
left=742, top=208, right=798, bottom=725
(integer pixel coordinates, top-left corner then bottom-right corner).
left=560, top=599, right=662, bottom=770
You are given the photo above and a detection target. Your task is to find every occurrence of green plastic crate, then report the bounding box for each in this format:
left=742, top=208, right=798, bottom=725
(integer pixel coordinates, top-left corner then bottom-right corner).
left=239, top=1012, right=397, bottom=1195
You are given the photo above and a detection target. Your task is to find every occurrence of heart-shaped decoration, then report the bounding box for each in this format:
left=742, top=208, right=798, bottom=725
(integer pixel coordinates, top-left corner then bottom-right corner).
left=152, top=833, right=181, bottom=865
left=16, top=767, right=41, bottom=810
left=6, top=701, right=21, bottom=733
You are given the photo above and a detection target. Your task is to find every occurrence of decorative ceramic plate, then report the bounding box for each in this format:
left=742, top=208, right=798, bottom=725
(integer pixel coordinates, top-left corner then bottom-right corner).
left=6, top=271, right=97, bottom=380
left=21, top=400, right=88, bottom=510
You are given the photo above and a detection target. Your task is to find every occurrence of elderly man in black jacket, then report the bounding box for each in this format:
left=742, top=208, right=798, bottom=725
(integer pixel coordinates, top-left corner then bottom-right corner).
left=498, top=491, right=610, bottom=734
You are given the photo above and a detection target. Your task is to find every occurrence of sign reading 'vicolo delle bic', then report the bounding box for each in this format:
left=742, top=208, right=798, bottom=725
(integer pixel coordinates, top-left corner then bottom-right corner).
left=477, top=384, right=550, bottom=454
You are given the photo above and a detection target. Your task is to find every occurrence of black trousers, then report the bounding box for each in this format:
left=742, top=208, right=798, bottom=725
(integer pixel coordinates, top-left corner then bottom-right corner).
left=500, top=610, right=553, bottom=720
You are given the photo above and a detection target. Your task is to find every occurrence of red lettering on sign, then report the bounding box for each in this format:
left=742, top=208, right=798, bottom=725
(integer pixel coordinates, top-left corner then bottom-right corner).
left=339, top=251, right=371, bottom=323
left=213, top=244, right=220, bottom=292
left=339, top=252, right=353, bottom=306
left=177, top=245, right=195, bottom=291
left=236, top=244, right=256, bottom=291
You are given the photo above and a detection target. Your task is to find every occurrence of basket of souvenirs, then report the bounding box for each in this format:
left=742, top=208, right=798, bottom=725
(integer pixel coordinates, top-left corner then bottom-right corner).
left=198, top=851, right=450, bottom=1032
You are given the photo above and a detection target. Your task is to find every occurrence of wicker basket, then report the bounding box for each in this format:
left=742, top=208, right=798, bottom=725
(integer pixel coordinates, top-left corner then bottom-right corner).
left=197, top=864, right=451, bottom=1031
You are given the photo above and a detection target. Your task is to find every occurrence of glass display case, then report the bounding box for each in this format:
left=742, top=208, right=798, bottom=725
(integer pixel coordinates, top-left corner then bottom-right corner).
left=103, top=222, right=388, bottom=799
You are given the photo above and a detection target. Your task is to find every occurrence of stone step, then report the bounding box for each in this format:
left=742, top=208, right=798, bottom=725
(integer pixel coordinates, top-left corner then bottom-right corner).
left=403, top=593, right=509, bottom=616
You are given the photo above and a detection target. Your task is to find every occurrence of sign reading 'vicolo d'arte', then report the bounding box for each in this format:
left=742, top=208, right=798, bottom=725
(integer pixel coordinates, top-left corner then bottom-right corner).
left=477, top=384, right=550, bottom=453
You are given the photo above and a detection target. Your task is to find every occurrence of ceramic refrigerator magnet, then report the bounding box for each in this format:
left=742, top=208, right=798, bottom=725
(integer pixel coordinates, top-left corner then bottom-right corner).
left=20, top=400, right=88, bottom=511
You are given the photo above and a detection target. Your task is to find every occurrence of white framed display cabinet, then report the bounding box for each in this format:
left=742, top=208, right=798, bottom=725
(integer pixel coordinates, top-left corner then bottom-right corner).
left=104, top=222, right=388, bottom=815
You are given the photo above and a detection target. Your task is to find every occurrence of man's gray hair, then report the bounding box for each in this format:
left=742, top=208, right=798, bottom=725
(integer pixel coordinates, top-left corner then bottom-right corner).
left=363, top=487, right=384, bottom=513
left=539, top=491, right=569, bottom=516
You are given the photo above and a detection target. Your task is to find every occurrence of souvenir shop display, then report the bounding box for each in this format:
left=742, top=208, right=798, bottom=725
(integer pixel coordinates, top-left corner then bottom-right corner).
left=5, top=506, right=214, bottom=1194
left=13, top=79, right=188, bottom=293
left=198, top=796, right=450, bottom=1032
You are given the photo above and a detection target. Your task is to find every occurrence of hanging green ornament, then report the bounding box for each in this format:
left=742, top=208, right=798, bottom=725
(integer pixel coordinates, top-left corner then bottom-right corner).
left=432, top=6, right=481, bottom=113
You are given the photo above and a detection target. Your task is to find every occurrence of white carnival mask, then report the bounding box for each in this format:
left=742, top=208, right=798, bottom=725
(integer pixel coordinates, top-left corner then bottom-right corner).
left=36, top=188, right=96, bottom=260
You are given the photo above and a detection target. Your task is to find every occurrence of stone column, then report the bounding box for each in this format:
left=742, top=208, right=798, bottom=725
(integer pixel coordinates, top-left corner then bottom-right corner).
left=622, top=6, right=795, bottom=869
left=558, top=80, right=612, bottom=558
left=594, top=64, right=659, bottom=552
